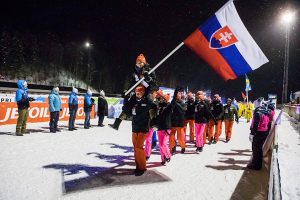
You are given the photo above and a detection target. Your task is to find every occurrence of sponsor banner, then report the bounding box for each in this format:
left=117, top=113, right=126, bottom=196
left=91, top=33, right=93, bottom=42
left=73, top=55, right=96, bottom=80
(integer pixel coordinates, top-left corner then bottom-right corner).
left=0, top=97, right=95, bottom=125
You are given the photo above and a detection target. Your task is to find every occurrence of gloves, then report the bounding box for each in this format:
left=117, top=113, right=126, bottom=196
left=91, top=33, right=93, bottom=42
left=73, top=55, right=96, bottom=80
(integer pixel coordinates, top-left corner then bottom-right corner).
left=28, top=97, right=35, bottom=102
left=235, top=118, right=239, bottom=124
left=150, top=117, right=158, bottom=130
left=143, top=71, right=152, bottom=82
left=60, top=108, right=62, bottom=111
left=249, top=135, right=254, bottom=142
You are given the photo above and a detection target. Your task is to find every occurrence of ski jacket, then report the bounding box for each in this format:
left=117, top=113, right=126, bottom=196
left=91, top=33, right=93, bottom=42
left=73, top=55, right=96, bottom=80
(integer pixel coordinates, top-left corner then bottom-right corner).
left=210, top=100, right=224, bottom=120
left=130, top=65, right=158, bottom=93
left=68, top=92, right=78, bottom=111
left=15, top=80, right=30, bottom=110
left=48, top=90, right=62, bottom=112
left=156, top=101, right=175, bottom=131
left=97, top=96, right=108, bottom=116
left=123, top=95, right=151, bottom=133
left=251, top=107, right=270, bottom=132
left=223, top=104, right=238, bottom=121
left=84, top=93, right=93, bottom=112
left=185, top=98, right=195, bottom=120
left=171, top=99, right=187, bottom=127
left=194, top=100, right=213, bottom=123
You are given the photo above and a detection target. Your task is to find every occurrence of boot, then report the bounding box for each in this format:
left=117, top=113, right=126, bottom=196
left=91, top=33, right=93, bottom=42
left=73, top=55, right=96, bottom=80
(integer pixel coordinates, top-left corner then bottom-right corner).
left=108, top=118, right=122, bottom=130
left=171, top=146, right=176, bottom=155
left=181, top=148, right=185, bottom=154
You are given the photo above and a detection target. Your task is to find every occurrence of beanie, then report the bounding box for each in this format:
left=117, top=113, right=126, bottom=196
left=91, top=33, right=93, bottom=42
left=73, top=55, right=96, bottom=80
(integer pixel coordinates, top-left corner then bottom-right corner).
left=100, top=90, right=105, bottom=97
left=72, top=87, right=78, bottom=94
left=135, top=85, right=145, bottom=94
left=53, top=87, right=59, bottom=92
left=136, top=54, right=146, bottom=64
left=87, top=89, right=92, bottom=96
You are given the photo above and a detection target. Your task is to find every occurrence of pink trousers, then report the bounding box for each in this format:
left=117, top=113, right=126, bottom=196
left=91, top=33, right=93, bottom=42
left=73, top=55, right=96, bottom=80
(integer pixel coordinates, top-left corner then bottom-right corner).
left=157, top=130, right=172, bottom=162
left=144, top=128, right=153, bottom=157
left=195, top=123, right=206, bottom=147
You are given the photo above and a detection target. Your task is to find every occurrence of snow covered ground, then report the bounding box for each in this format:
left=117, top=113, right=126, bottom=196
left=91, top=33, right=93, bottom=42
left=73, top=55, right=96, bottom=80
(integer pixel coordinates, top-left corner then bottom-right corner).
left=277, top=113, right=300, bottom=200
left=0, top=114, right=293, bottom=200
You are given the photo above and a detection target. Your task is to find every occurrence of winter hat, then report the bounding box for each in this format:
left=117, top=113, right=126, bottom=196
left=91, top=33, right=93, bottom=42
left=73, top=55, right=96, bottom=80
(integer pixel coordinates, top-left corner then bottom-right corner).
left=136, top=54, right=146, bottom=64
left=100, top=90, right=105, bottom=97
left=157, top=90, right=170, bottom=102
left=188, top=92, right=193, bottom=99
left=23, top=81, right=28, bottom=88
left=53, top=87, right=59, bottom=92
left=87, top=89, right=92, bottom=96
left=157, top=90, right=164, bottom=98
left=163, top=94, right=170, bottom=102
left=72, top=87, right=78, bottom=94
left=135, top=85, right=145, bottom=94
left=196, top=91, right=203, bottom=96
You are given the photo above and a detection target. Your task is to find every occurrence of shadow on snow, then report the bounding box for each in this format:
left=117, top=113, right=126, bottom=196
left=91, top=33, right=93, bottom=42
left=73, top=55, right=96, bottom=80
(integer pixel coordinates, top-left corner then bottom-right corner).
left=43, top=143, right=171, bottom=194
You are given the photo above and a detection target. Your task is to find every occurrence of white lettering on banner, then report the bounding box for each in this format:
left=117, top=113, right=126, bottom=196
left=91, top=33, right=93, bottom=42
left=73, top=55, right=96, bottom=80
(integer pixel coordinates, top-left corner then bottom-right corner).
left=66, top=108, right=70, bottom=117
left=59, top=108, right=68, bottom=119
left=0, top=108, right=11, bottom=122
left=39, top=107, right=45, bottom=118
left=44, top=107, right=50, bottom=117
left=11, top=108, right=19, bottom=119
left=78, top=107, right=84, bottom=116
left=29, top=107, right=39, bottom=118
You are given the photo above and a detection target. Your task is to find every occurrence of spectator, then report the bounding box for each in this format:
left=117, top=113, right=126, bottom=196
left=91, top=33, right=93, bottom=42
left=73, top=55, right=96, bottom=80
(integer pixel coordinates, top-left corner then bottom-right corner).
left=97, top=90, right=108, bottom=127
left=48, top=87, right=62, bottom=133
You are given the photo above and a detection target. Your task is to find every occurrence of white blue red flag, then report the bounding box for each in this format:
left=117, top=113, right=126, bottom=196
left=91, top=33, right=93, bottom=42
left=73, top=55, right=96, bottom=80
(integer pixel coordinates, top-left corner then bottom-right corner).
left=184, top=0, right=269, bottom=80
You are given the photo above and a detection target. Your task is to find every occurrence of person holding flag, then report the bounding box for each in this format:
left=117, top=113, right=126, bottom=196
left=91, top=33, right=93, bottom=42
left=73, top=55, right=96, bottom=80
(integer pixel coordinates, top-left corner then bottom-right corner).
left=109, top=53, right=157, bottom=131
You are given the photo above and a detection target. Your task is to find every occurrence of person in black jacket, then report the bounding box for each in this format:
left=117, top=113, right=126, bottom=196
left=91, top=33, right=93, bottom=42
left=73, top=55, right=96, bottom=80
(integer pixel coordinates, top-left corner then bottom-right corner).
left=170, top=87, right=187, bottom=154
left=184, top=92, right=195, bottom=143
left=154, top=90, right=175, bottom=165
left=208, top=94, right=224, bottom=144
left=97, top=90, right=108, bottom=127
left=109, top=53, right=158, bottom=130
left=121, top=85, right=155, bottom=176
left=194, top=91, right=216, bottom=152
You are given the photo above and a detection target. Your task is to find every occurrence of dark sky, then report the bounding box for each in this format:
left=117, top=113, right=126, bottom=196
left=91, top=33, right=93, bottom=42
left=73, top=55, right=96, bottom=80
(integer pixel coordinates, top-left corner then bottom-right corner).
left=1, top=0, right=299, bottom=102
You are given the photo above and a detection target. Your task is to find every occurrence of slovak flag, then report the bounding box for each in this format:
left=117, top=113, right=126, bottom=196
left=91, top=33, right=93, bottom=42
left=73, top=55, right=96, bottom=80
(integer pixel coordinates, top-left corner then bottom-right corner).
left=184, top=0, right=269, bottom=80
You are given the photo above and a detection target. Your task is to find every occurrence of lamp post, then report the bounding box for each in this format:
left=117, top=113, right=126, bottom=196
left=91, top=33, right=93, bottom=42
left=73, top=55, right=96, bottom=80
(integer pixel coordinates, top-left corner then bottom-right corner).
left=281, top=10, right=295, bottom=104
left=85, top=42, right=91, bottom=89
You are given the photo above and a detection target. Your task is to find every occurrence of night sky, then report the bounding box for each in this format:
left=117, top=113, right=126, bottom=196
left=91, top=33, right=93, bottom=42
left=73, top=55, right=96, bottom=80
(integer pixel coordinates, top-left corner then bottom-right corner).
left=1, top=0, right=299, bottom=102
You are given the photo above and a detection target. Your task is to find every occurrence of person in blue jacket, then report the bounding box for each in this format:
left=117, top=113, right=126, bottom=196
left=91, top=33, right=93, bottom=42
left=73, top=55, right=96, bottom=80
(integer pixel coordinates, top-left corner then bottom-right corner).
left=68, top=87, right=79, bottom=131
left=48, top=87, right=62, bottom=133
left=15, top=80, right=35, bottom=136
left=84, top=89, right=94, bottom=129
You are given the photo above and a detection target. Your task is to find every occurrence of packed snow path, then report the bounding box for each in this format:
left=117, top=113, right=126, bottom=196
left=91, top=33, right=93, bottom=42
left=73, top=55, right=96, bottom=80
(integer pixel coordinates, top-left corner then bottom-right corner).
left=0, top=117, right=276, bottom=200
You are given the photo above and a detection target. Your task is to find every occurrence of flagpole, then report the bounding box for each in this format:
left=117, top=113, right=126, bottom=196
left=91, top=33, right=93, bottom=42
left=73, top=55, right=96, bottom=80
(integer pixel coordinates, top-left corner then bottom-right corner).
left=246, top=90, right=249, bottom=104
left=125, top=42, right=184, bottom=96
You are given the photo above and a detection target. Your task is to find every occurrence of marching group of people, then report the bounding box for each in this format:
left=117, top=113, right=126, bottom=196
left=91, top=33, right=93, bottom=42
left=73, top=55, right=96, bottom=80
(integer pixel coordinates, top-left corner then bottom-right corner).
left=14, top=53, right=276, bottom=176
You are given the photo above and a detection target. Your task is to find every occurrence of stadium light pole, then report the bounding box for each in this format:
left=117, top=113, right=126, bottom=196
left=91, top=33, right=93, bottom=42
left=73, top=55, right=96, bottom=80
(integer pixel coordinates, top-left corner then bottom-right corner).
left=85, top=42, right=92, bottom=89
left=281, top=10, right=295, bottom=104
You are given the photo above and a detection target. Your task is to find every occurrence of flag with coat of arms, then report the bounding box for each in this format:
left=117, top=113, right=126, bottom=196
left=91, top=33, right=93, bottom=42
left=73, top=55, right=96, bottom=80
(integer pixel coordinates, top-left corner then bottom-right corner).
left=184, top=0, right=269, bottom=80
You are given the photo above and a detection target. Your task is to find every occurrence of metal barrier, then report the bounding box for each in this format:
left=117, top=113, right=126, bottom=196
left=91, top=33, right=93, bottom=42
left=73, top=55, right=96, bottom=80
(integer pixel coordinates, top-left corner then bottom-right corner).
left=263, top=110, right=283, bottom=200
